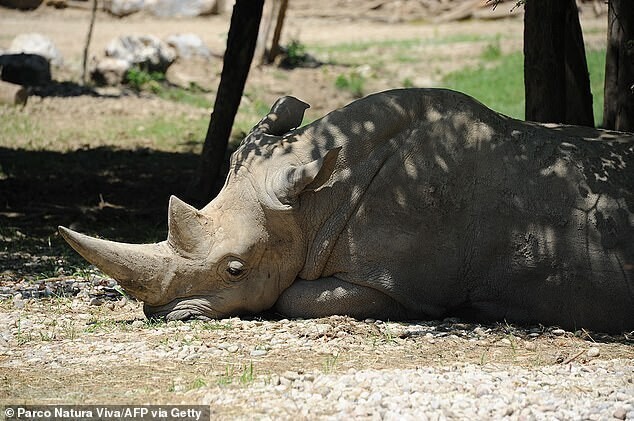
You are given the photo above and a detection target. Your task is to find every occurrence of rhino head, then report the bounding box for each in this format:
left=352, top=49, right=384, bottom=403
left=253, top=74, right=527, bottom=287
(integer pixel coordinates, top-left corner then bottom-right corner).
left=60, top=96, right=340, bottom=320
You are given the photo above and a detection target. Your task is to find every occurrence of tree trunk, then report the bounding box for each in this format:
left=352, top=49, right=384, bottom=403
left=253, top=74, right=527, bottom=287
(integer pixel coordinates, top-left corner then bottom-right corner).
left=603, top=0, right=634, bottom=132
left=255, top=0, right=290, bottom=65
left=524, top=0, right=594, bottom=126
left=524, top=0, right=566, bottom=123
left=191, top=0, right=265, bottom=205
left=266, top=0, right=289, bottom=63
left=563, top=0, right=594, bottom=126
left=81, top=0, right=97, bottom=85
left=255, top=0, right=276, bottom=65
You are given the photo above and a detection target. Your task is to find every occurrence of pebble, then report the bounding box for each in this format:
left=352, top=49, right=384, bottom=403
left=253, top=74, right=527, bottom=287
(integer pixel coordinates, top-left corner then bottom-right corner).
left=2, top=276, right=633, bottom=419
left=89, top=298, right=103, bottom=306
left=13, top=293, right=25, bottom=309
left=613, top=406, right=627, bottom=420
left=250, top=349, right=268, bottom=357
left=587, top=347, right=600, bottom=358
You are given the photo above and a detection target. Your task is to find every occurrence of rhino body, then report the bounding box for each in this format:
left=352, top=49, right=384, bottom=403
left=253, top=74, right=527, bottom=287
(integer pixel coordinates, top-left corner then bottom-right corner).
left=60, top=88, right=634, bottom=333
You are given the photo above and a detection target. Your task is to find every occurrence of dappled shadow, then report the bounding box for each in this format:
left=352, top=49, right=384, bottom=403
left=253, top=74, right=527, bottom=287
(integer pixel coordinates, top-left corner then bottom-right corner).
left=34, top=88, right=633, bottom=333
left=228, top=88, right=633, bottom=332
left=0, top=146, right=197, bottom=278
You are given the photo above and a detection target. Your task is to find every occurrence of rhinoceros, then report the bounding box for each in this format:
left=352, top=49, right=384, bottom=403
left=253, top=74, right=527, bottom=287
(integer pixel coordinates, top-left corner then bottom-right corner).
left=59, top=88, right=634, bottom=333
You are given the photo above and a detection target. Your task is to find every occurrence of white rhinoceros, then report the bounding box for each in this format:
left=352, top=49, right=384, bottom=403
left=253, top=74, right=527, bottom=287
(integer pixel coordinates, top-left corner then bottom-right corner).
left=60, top=88, right=634, bottom=333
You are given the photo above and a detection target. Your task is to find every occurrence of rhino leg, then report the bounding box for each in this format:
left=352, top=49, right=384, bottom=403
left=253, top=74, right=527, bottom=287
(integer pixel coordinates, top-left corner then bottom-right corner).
left=275, top=277, right=409, bottom=320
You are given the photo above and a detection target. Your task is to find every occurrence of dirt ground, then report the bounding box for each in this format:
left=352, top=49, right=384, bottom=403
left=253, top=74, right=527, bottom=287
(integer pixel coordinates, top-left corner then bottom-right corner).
left=1, top=2, right=631, bottom=414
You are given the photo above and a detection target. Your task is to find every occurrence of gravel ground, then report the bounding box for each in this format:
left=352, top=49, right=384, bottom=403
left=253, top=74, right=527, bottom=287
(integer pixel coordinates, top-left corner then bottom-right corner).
left=202, top=363, right=634, bottom=420
left=1, top=276, right=633, bottom=419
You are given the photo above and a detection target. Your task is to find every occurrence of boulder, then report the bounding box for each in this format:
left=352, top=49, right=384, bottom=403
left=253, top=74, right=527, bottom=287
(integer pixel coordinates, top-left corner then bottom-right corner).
left=147, top=0, right=216, bottom=17
left=165, top=33, right=212, bottom=60
left=102, top=0, right=145, bottom=16
left=90, top=57, right=130, bottom=86
left=165, top=59, right=215, bottom=90
left=105, top=34, right=176, bottom=73
left=0, top=53, right=51, bottom=85
left=8, top=33, right=63, bottom=67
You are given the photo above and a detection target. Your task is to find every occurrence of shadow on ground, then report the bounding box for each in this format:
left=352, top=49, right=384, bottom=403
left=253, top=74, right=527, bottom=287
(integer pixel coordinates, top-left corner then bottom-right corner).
left=0, top=146, right=198, bottom=280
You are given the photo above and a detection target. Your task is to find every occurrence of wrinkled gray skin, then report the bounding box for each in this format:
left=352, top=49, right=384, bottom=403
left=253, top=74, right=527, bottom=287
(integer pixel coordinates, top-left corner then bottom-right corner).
left=60, top=88, right=634, bottom=333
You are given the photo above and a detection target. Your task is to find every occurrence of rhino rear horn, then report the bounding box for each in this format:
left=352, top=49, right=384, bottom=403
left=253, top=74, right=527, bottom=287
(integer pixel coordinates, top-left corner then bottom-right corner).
left=254, top=96, right=310, bottom=136
left=267, top=147, right=341, bottom=209
left=167, top=195, right=209, bottom=257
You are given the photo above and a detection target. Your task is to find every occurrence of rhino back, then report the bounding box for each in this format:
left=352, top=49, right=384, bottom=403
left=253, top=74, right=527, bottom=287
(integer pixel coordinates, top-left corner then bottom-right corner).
left=299, top=89, right=633, bottom=332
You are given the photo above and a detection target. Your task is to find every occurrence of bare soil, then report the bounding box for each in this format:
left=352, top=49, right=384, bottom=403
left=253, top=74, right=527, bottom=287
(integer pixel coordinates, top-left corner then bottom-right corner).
left=1, top=3, right=630, bottom=414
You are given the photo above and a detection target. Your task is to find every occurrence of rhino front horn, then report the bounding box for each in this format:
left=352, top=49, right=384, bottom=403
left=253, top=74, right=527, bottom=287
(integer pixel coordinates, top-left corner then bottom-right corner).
left=58, top=226, right=169, bottom=303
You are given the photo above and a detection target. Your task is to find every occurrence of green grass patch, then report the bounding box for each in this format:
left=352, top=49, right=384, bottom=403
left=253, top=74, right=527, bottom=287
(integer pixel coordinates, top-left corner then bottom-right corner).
left=0, top=106, right=207, bottom=153
left=311, top=34, right=501, bottom=55
left=586, top=49, right=606, bottom=126
left=335, top=71, right=366, bottom=98
left=130, top=116, right=208, bottom=151
left=442, top=48, right=606, bottom=126
left=156, top=87, right=212, bottom=109
left=310, top=34, right=507, bottom=67
left=441, top=51, right=525, bottom=119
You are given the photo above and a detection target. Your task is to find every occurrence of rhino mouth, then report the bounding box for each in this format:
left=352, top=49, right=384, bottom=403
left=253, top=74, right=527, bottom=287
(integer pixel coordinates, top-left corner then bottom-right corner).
left=143, top=296, right=224, bottom=321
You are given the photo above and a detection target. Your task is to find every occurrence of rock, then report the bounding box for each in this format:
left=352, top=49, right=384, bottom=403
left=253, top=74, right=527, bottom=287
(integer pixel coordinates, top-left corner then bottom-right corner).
left=475, top=383, right=492, bottom=397
left=131, top=320, right=145, bottom=329
left=587, top=347, right=600, bottom=358
left=12, top=293, right=24, bottom=309
left=90, top=57, right=130, bottom=86
left=552, top=328, right=566, bottom=336
left=0, top=53, right=51, bottom=85
left=89, top=297, right=103, bottom=306
left=148, top=0, right=217, bottom=17
left=165, top=33, right=212, bottom=60
left=8, top=33, right=63, bottom=67
left=0, top=80, right=28, bottom=106
left=0, top=0, right=43, bottom=10
left=613, top=406, right=627, bottom=420
left=164, top=59, right=215, bottom=90
left=250, top=349, right=268, bottom=357
left=102, top=0, right=145, bottom=17
left=105, top=35, right=176, bottom=73
left=524, top=341, right=537, bottom=351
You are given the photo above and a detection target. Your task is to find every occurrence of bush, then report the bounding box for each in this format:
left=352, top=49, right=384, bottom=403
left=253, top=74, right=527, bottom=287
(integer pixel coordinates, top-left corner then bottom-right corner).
left=124, top=67, right=166, bottom=92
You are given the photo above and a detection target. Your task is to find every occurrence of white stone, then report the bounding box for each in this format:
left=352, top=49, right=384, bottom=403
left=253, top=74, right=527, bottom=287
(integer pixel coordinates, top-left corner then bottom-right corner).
left=148, top=0, right=217, bottom=17
left=105, top=35, right=176, bottom=73
left=103, top=0, right=145, bottom=16
left=165, top=33, right=211, bottom=60
left=8, top=33, right=63, bottom=67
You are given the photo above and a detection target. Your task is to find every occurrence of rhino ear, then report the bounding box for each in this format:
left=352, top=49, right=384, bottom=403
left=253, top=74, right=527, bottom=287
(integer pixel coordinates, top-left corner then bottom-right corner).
left=253, top=96, right=310, bottom=136
left=267, top=147, right=341, bottom=210
left=167, top=195, right=208, bottom=256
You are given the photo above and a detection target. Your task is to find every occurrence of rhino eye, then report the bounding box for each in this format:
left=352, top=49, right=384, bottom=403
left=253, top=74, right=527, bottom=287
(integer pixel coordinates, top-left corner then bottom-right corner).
left=226, top=260, right=245, bottom=278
